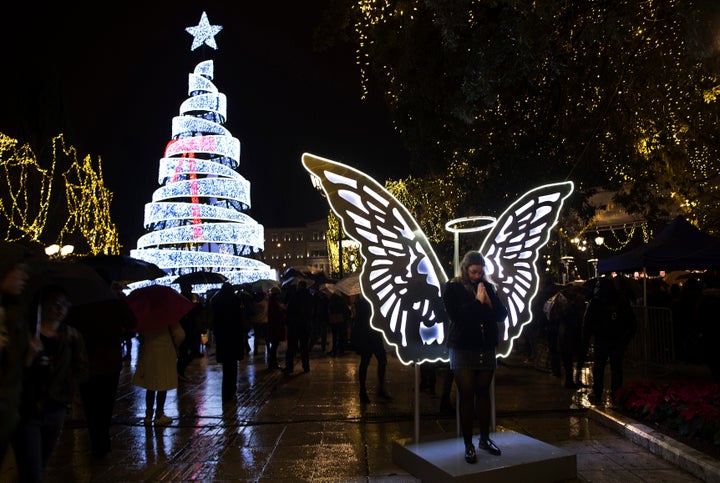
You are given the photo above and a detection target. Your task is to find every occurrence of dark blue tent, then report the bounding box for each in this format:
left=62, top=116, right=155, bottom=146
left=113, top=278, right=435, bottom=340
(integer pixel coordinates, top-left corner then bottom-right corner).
left=598, top=216, right=720, bottom=274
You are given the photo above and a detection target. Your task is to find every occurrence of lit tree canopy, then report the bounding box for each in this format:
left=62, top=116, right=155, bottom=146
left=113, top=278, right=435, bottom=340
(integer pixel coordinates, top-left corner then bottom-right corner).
left=0, top=133, right=120, bottom=254
left=330, top=0, right=720, bottom=234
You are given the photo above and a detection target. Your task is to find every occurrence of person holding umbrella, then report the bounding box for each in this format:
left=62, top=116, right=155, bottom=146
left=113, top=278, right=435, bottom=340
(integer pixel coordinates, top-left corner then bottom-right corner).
left=13, top=284, right=88, bottom=482
left=127, top=285, right=194, bottom=426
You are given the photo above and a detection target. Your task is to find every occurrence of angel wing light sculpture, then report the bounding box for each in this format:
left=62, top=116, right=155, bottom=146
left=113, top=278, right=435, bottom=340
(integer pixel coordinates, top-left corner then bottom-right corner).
left=302, top=153, right=574, bottom=365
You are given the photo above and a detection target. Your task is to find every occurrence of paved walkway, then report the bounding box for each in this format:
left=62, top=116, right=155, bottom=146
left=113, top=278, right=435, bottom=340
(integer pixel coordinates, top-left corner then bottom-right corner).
left=1, top=337, right=715, bottom=482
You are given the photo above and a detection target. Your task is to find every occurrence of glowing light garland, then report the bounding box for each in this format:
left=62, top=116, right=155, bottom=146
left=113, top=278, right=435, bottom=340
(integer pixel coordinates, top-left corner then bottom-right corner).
left=130, top=13, right=274, bottom=290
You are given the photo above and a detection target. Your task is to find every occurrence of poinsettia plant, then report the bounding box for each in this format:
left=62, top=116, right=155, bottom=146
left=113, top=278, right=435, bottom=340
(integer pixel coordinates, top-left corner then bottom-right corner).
left=615, top=380, right=720, bottom=446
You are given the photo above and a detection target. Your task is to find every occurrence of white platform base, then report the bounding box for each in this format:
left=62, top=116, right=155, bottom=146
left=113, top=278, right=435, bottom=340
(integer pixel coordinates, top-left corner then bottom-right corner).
left=392, top=430, right=577, bottom=483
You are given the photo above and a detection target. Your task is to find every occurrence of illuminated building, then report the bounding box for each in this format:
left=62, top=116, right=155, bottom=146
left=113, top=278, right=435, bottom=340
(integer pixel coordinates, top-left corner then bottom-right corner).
left=263, top=219, right=330, bottom=276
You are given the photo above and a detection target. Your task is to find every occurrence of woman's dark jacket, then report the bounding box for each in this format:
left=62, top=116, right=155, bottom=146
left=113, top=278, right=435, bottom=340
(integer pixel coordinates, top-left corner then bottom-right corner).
left=210, top=285, right=246, bottom=363
left=351, top=296, right=384, bottom=354
left=21, top=323, right=88, bottom=419
left=442, top=278, right=508, bottom=352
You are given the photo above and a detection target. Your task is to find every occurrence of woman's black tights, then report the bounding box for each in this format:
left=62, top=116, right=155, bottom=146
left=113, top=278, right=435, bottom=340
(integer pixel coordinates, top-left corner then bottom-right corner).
left=454, top=367, right=494, bottom=445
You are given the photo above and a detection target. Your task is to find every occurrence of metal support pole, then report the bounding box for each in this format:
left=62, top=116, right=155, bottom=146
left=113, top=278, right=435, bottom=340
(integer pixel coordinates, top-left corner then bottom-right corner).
left=414, top=363, right=420, bottom=443
left=453, top=232, right=459, bottom=277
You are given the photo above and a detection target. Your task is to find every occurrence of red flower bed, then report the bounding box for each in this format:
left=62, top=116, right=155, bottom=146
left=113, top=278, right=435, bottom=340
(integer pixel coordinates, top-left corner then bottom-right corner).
left=615, top=380, right=720, bottom=449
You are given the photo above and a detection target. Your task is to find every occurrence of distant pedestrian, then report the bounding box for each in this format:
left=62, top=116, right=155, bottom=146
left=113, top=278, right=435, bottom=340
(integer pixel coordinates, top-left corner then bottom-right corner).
left=549, top=284, right=591, bottom=388
left=133, top=321, right=185, bottom=426
left=310, top=289, right=330, bottom=353
left=351, top=296, right=391, bottom=403
left=582, top=276, right=637, bottom=404
left=250, top=290, right=268, bottom=356
left=210, top=283, right=247, bottom=402
left=327, top=292, right=350, bottom=356
left=176, top=282, right=204, bottom=379
left=266, top=287, right=286, bottom=370
left=283, top=281, right=314, bottom=373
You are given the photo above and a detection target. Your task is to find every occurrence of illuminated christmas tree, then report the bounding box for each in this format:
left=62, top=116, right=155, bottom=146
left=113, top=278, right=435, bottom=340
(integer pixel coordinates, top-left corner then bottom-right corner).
left=130, top=12, right=274, bottom=289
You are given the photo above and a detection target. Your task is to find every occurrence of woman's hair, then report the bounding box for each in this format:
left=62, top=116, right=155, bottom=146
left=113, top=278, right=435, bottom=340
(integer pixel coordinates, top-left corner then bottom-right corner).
left=458, top=251, right=495, bottom=291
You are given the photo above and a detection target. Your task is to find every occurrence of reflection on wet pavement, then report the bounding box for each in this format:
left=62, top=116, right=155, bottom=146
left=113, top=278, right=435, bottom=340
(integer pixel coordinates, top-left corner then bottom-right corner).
left=0, top=334, right=708, bottom=482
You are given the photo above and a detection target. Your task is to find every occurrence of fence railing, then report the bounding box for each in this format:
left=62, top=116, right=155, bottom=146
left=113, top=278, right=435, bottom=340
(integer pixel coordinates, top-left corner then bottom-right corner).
left=625, top=305, right=675, bottom=365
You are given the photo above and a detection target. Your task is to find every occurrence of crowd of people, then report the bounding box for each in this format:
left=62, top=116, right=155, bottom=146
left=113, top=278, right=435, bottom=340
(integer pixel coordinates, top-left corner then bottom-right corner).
left=3, top=239, right=719, bottom=477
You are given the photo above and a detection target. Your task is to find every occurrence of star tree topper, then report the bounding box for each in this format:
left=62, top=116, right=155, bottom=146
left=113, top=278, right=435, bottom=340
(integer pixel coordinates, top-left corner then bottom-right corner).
left=186, top=11, right=223, bottom=51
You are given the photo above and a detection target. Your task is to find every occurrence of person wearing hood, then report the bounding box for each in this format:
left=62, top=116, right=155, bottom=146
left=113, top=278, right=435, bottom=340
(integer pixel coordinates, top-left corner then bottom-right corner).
left=0, top=241, right=32, bottom=466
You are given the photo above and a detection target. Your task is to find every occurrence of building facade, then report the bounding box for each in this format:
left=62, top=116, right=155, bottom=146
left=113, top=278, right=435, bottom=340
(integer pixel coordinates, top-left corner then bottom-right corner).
left=263, top=219, right=330, bottom=276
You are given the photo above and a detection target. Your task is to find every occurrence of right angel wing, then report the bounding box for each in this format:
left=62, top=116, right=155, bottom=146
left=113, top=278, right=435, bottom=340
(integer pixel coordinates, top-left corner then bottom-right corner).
left=479, top=181, right=574, bottom=357
left=302, top=153, right=449, bottom=364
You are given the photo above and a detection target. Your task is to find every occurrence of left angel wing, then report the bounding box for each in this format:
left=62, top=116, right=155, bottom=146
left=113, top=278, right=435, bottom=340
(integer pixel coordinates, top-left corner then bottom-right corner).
left=302, top=153, right=449, bottom=364
left=479, top=181, right=574, bottom=357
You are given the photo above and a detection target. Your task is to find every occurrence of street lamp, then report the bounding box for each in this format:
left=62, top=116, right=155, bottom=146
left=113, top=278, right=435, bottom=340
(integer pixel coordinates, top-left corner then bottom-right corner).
left=45, top=244, right=74, bottom=258
left=560, top=256, right=574, bottom=284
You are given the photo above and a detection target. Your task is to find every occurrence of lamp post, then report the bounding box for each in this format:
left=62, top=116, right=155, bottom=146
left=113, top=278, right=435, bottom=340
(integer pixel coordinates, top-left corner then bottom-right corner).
left=45, top=244, right=74, bottom=259
left=560, top=256, right=574, bottom=284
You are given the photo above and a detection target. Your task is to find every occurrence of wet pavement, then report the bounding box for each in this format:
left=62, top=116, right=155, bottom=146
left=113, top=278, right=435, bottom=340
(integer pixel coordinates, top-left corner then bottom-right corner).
left=1, top=335, right=715, bottom=482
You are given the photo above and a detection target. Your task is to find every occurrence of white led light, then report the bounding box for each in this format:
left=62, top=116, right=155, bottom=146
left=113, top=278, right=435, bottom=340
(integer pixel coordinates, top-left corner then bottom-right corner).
left=158, top=158, right=240, bottom=183
left=151, top=178, right=250, bottom=207
left=185, top=12, right=223, bottom=51
left=179, top=93, right=227, bottom=118
left=132, top=53, right=274, bottom=292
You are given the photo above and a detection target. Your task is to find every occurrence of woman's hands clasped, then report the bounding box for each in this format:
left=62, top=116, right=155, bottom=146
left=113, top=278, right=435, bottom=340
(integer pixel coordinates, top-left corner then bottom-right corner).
left=475, top=282, right=493, bottom=308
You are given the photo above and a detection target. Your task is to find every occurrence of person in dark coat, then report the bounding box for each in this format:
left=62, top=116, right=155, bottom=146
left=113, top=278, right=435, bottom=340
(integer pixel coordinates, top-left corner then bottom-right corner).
left=549, top=283, right=591, bottom=388
left=327, top=292, right=350, bottom=356
left=210, top=283, right=247, bottom=402
left=442, top=251, right=508, bottom=462
left=266, top=286, right=286, bottom=370
left=582, top=276, right=637, bottom=404
left=351, top=296, right=391, bottom=403
left=283, top=281, right=314, bottom=373
left=176, top=282, right=204, bottom=379
left=13, top=284, right=89, bottom=483
left=310, top=289, right=330, bottom=353
left=0, top=242, right=31, bottom=467
left=67, top=293, right=136, bottom=458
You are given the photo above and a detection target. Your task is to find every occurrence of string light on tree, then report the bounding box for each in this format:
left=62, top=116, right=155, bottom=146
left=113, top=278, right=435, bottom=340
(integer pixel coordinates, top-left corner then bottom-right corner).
left=0, top=133, right=119, bottom=255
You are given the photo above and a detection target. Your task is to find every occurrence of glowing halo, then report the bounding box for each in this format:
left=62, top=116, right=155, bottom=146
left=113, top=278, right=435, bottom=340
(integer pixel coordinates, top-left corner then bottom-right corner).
left=445, top=215, right=496, bottom=234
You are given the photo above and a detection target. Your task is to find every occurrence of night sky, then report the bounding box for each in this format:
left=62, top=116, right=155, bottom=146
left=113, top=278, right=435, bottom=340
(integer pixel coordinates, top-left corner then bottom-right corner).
left=0, top=3, right=411, bottom=252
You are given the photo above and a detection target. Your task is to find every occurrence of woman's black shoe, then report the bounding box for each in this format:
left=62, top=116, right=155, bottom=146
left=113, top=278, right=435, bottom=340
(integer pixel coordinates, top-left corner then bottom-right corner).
left=478, top=437, right=501, bottom=456
left=464, top=444, right=477, bottom=463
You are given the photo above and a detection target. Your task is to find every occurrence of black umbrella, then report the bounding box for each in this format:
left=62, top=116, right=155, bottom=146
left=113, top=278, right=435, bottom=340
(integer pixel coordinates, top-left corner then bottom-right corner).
left=280, top=267, right=310, bottom=281
left=173, top=271, right=228, bottom=286
left=30, top=259, right=118, bottom=306
left=78, top=254, right=166, bottom=283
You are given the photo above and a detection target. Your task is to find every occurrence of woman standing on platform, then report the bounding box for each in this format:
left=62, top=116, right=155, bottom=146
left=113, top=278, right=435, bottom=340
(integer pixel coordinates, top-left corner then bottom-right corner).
left=442, top=251, right=507, bottom=463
